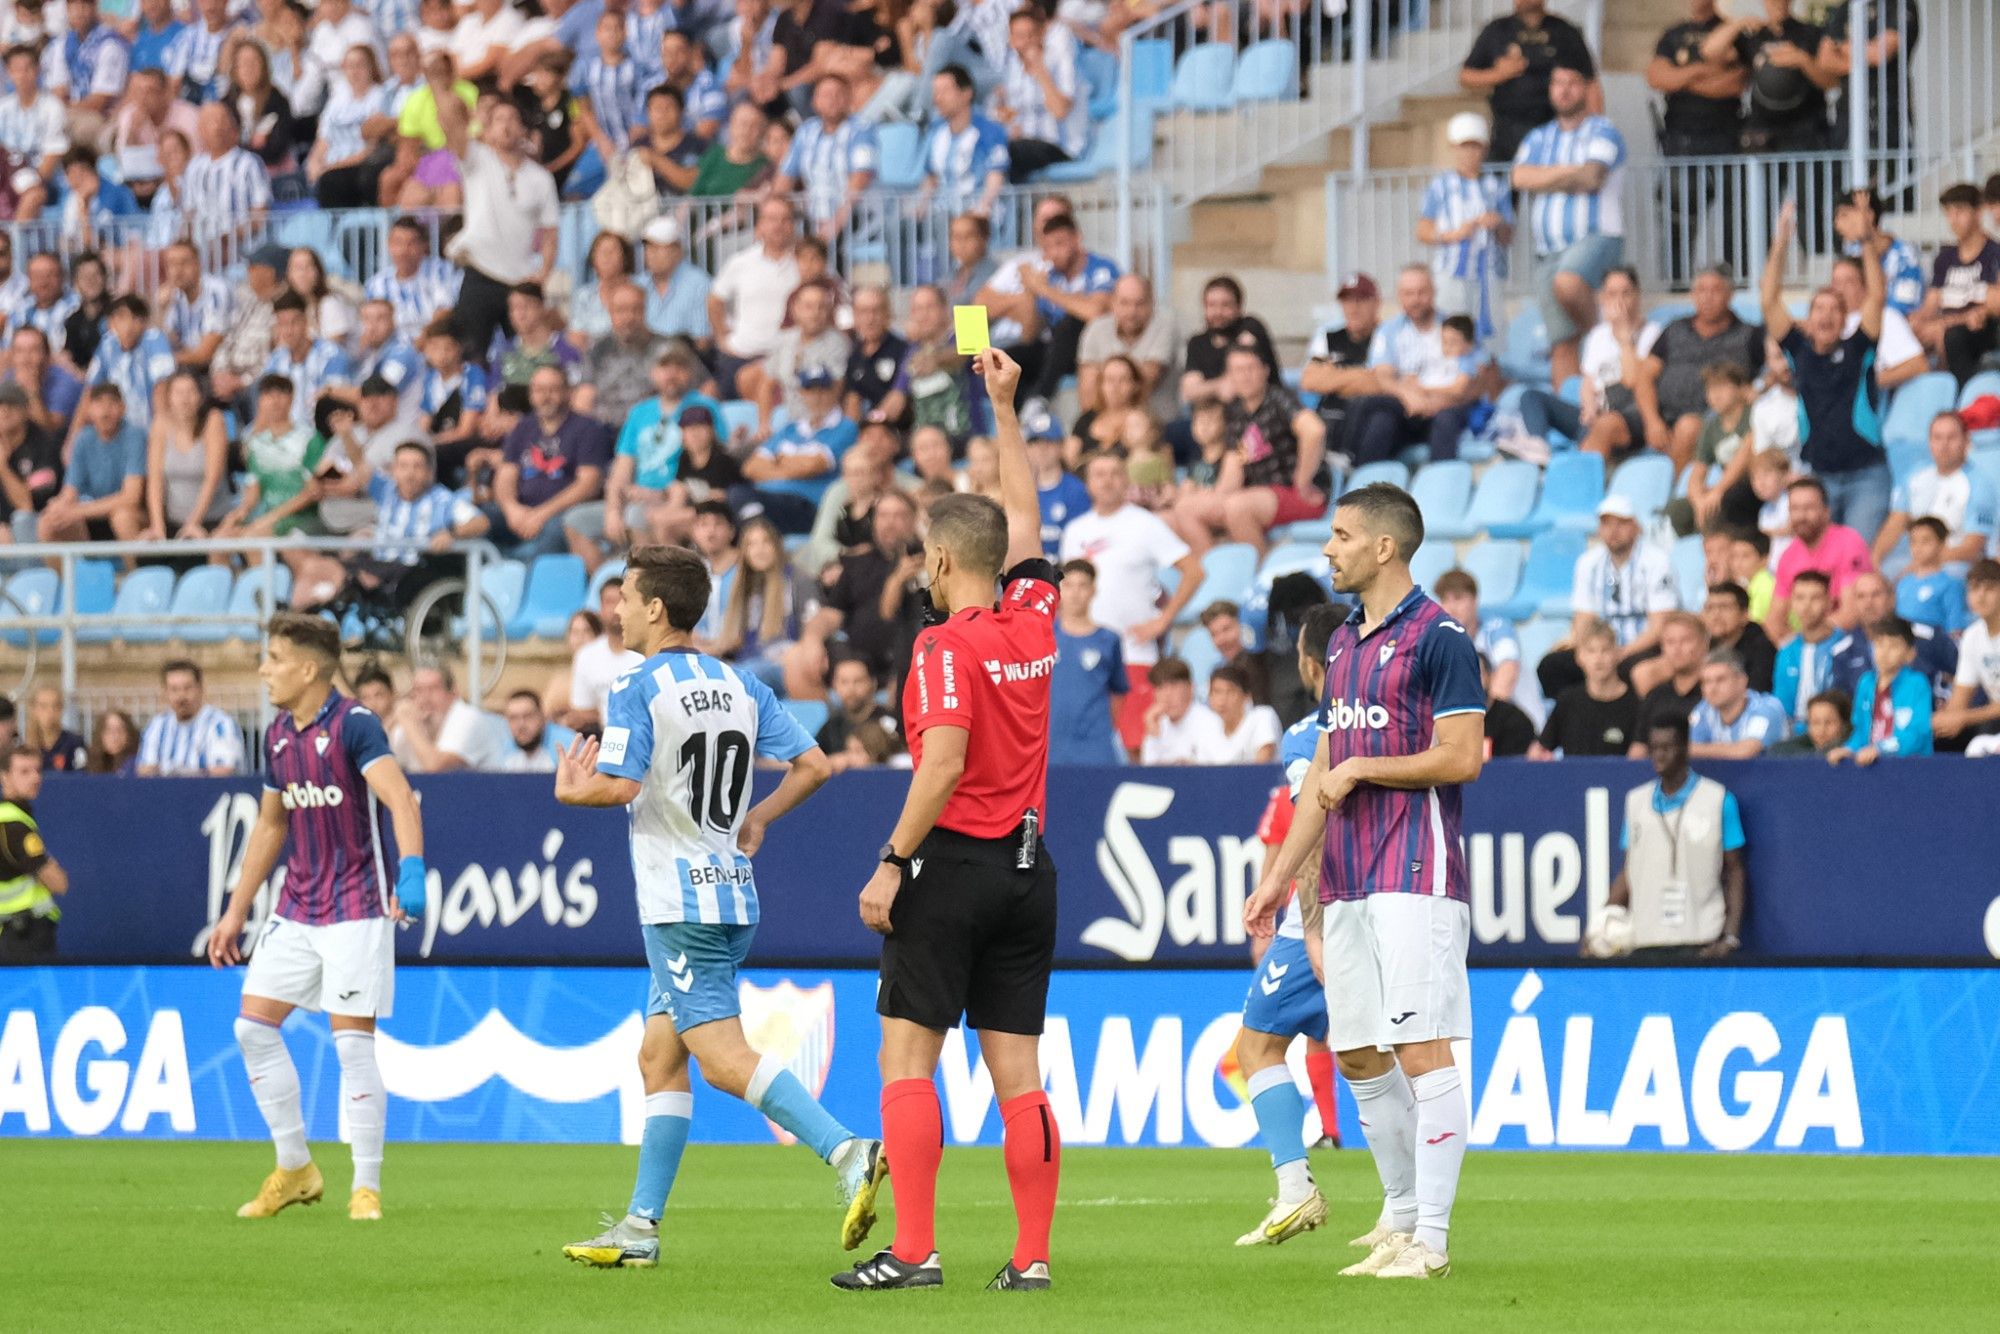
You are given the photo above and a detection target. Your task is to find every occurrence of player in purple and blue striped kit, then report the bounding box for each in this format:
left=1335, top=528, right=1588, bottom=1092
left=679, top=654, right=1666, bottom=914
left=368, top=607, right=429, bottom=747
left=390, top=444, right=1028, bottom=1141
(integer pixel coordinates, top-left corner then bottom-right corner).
left=208, top=614, right=427, bottom=1225
left=1247, top=483, right=1485, bottom=1282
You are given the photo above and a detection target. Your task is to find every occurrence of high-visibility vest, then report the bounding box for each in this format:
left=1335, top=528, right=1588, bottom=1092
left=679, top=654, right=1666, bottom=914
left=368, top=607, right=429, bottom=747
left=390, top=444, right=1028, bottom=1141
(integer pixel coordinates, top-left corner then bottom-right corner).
left=0, top=801, right=57, bottom=922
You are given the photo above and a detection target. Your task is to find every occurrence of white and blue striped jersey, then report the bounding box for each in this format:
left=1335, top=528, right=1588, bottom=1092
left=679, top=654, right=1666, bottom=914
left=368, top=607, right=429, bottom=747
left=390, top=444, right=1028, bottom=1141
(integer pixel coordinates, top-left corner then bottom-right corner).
left=1274, top=711, right=1320, bottom=941
left=367, top=474, right=473, bottom=563
left=263, top=339, right=357, bottom=428
left=85, top=329, right=178, bottom=431
left=0, top=92, right=70, bottom=162
left=1688, top=689, right=1789, bottom=752
left=781, top=115, right=878, bottom=226
left=45, top=26, right=131, bottom=102
left=139, top=703, right=246, bottom=774
left=1421, top=168, right=1513, bottom=337
left=597, top=648, right=816, bottom=927
left=358, top=335, right=426, bottom=406
left=366, top=258, right=462, bottom=343
left=1843, top=236, right=1929, bottom=318
left=1474, top=615, right=1520, bottom=669
left=420, top=364, right=488, bottom=418
left=625, top=2, right=677, bottom=75
left=1514, top=114, right=1626, bottom=255
left=183, top=148, right=272, bottom=240
left=921, top=114, right=1011, bottom=214
left=362, top=0, right=422, bottom=44
left=161, top=275, right=233, bottom=351
left=679, top=68, right=728, bottom=131
left=6, top=294, right=79, bottom=349
left=571, top=54, right=648, bottom=151
left=997, top=25, right=1086, bottom=155
left=163, top=19, right=241, bottom=102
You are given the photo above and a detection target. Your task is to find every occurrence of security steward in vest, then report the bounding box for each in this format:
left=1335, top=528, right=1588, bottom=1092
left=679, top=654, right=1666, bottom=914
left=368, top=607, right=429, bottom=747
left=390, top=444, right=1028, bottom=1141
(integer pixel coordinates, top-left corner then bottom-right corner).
left=0, top=745, right=67, bottom=959
left=837, top=348, right=1062, bottom=1293
left=1607, top=714, right=1747, bottom=959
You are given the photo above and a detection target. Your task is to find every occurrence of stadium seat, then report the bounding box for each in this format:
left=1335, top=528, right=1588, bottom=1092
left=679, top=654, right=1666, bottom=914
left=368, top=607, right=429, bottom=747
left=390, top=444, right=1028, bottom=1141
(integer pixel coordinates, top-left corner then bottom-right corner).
left=719, top=400, right=760, bottom=443
left=1130, top=38, right=1174, bottom=104
left=1729, top=292, right=1763, bottom=325
left=1409, top=460, right=1473, bottom=538
left=1523, top=451, right=1605, bottom=535
left=72, top=558, right=115, bottom=616
left=166, top=566, right=238, bottom=644
left=1409, top=540, right=1454, bottom=590
left=1080, top=44, right=1119, bottom=121
left=1346, top=459, right=1409, bottom=492
left=873, top=123, right=924, bottom=191
left=2, top=567, right=56, bottom=647
left=1497, top=307, right=1551, bottom=386
left=1461, top=540, right=1525, bottom=609
left=1957, top=370, right=2000, bottom=409
left=1517, top=616, right=1570, bottom=685
left=1259, top=541, right=1328, bottom=580
left=84, top=566, right=174, bottom=645
left=1883, top=372, right=1957, bottom=453
left=1036, top=104, right=1153, bottom=183
left=225, top=564, right=294, bottom=639
left=1671, top=533, right=1707, bottom=609
left=1230, top=39, right=1298, bottom=103
left=1170, top=43, right=1236, bottom=111
left=1180, top=628, right=1223, bottom=692
left=469, top=559, right=529, bottom=638
left=1608, top=453, right=1674, bottom=520
left=1649, top=301, right=1694, bottom=329
left=783, top=698, right=829, bottom=737
left=1492, top=527, right=1587, bottom=621
left=1969, top=448, right=2000, bottom=509
left=509, top=554, right=588, bottom=640
left=1176, top=542, right=1258, bottom=624
left=1272, top=519, right=1331, bottom=545
left=587, top=559, right=626, bottom=604
left=1467, top=460, right=1544, bottom=540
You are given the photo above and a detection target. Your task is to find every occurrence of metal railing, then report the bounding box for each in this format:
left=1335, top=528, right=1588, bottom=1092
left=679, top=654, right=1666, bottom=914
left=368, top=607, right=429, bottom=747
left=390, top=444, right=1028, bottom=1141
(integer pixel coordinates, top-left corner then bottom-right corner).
left=1324, top=143, right=1999, bottom=308
left=0, top=535, right=502, bottom=733
left=1115, top=0, right=1514, bottom=222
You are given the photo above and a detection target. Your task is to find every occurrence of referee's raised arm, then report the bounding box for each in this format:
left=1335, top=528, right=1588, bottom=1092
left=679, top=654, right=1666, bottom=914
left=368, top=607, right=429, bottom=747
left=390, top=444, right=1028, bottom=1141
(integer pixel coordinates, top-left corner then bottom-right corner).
left=979, top=349, right=1047, bottom=571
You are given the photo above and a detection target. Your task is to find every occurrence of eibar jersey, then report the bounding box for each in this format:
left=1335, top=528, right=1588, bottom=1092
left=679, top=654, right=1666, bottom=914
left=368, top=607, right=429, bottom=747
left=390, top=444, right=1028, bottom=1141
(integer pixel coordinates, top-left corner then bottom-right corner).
left=1317, top=587, right=1485, bottom=904
left=597, top=647, right=815, bottom=926
left=261, top=693, right=397, bottom=925
left=1273, top=711, right=1319, bottom=940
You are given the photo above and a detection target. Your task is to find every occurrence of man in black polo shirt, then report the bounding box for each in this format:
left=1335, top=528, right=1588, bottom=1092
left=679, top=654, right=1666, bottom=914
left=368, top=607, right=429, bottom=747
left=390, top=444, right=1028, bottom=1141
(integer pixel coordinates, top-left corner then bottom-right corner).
left=1460, top=0, right=1598, bottom=165
left=1301, top=273, right=1384, bottom=463
left=845, top=285, right=907, bottom=422
left=1639, top=265, right=1765, bottom=469
left=787, top=487, right=924, bottom=701
left=1648, top=1, right=1749, bottom=284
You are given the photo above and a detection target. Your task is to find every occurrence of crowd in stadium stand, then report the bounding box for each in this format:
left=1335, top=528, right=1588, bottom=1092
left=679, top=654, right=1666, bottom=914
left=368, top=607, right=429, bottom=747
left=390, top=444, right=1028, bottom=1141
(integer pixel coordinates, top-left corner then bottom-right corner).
left=0, top=0, right=1997, bottom=776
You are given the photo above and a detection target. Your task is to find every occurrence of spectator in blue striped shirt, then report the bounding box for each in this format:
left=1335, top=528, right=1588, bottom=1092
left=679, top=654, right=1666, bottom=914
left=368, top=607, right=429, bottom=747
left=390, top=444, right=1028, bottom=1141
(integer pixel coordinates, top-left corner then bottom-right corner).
left=419, top=317, right=491, bottom=485
left=917, top=63, right=1009, bottom=220
left=354, top=299, right=427, bottom=414
left=5, top=254, right=79, bottom=356
left=1510, top=60, right=1627, bottom=389
left=48, top=0, right=131, bottom=151
left=0, top=45, right=67, bottom=219
left=657, top=29, right=728, bottom=139
left=626, top=0, right=677, bottom=76
left=130, top=0, right=188, bottom=75
left=993, top=7, right=1085, bottom=182
left=774, top=73, right=879, bottom=245
left=83, top=296, right=177, bottom=436
left=574, top=8, right=650, bottom=159
left=1834, top=188, right=1926, bottom=319
left=58, top=150, right=141, bottom=254
left=264, top=293, right=359, bottom=429
left=137, top=660, right=245, bottom=776
left=156, top=240, right=232, bottom=370
left=1419, top=114, right=1514, bottom=342
left=1688, top=646, right=1790, bottom=758
left=365, top=216, right=462, bottom=344
left=163, top=0, right=243, bottom=105
left=361, top=441, right=486, bottom=574
left=184, top=101, right=273, bottom=249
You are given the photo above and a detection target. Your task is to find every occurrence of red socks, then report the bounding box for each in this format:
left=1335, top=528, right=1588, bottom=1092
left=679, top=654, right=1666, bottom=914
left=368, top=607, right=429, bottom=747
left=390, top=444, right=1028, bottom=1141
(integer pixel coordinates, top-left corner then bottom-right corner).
left=1306, top=1050, right=1340, bottom=1142
left=882, top=1079, right=942, bottom=1263
left=1000, top=1090, right=1060, bottom=1268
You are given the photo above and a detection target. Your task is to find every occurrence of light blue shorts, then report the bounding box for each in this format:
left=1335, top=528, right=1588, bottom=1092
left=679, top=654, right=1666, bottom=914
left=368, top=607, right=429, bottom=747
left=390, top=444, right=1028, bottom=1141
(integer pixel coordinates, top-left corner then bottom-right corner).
left=1240, top=934, right=1328, bottom=1042
left=643, top=921, right=756, bottom=1031
left=1535, top=233, right=1626, bottom=344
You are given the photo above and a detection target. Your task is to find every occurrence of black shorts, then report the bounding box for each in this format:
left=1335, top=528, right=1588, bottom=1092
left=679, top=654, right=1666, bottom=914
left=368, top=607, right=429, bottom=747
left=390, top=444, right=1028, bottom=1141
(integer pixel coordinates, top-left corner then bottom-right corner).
left=877, top=827, right=1058, bottom=1036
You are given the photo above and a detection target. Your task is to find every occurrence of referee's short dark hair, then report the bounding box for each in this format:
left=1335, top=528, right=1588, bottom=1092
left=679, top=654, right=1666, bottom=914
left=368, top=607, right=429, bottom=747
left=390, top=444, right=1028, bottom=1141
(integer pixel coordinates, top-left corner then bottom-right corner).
left=1148, top=657, right=1192, bottom=688
left=1298, top=603, right=1343, bottom=665
left=162, top=658, right=202, bottom=683
left=926, top=493, right=1007, bottom=580
left=268, top=612, right=341, bottom=673
left=627, top=543, right=711, bottom=633
left=1060, top=558, right=1096, bottom=583
left=1336, top=481, right=1424, bottom=559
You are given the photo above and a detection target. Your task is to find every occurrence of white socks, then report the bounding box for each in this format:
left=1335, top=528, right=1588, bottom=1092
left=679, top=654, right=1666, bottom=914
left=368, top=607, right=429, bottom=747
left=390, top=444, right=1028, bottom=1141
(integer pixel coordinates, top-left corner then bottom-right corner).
left=335, top=1030, right=387, bottom=1193
left=235, top=1016, right=309, bottom=1171
left=1348, top=1068, right=1418, bottom=1230
left=1411, top=1067, right=1468, bottom=1255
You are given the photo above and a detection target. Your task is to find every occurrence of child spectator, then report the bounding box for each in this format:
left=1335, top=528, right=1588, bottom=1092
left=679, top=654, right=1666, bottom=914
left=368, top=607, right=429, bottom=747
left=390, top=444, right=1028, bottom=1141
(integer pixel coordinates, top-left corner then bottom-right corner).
left=1050, top=558, right=1128, bottom=767
left=1894, top=516, right=1971, bottom=633
left=1727, top=529, right=1774, bottom=624
left=1673, top=363, right=1758, bottom=536
left=1829, top=617, right=1934, bottom=764
left=1480, top=652, right=1535, bottom=758
left=1748, top=447, right=1795, bottom=541
left=418, top=317, right=490, bottom=487
left=1531, top=617, right=1637, bottom=759
left=1937, top=559, right=2000, bottom=755
left=1182, top=398, right=1234, bottom=490
left=1207, top=664, right=1281, bottom=764
left=1140, top=657, right=1226, bottom=765
left=1773, top=688, right=1853, bottom=757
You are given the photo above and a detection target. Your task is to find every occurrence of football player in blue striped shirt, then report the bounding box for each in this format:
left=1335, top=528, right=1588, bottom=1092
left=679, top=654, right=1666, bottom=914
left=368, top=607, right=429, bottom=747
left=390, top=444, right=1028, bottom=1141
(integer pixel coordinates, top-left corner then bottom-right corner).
left=555, top=545, right=886, bottom=1270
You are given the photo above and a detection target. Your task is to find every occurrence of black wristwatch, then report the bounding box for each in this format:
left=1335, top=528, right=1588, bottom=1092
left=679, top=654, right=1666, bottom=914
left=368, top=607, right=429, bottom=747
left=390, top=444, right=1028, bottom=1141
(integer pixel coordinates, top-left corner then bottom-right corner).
left=878, top=843, right=911, bottom=869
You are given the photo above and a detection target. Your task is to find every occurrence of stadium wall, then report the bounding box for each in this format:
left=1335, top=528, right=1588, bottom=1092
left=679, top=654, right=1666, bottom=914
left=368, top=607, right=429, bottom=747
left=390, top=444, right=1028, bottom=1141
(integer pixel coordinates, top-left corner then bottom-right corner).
left=29, top=762, right=2000, bottom=965
left=3, top=964, right=1996, bottom=1155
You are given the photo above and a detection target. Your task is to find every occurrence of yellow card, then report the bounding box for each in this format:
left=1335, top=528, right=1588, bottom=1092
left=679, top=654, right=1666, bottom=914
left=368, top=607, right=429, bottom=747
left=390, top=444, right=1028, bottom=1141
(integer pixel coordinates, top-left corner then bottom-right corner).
left=953, top=305, right=991, bottom=355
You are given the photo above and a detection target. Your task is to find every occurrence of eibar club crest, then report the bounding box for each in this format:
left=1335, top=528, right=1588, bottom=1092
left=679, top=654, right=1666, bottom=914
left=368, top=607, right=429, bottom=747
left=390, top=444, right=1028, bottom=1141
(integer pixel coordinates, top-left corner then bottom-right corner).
left=737, top=979, right=836, bottom=1145
left=314, top=734, right=330, bottom=755
left=1379, top=638, right=1396, bottom=667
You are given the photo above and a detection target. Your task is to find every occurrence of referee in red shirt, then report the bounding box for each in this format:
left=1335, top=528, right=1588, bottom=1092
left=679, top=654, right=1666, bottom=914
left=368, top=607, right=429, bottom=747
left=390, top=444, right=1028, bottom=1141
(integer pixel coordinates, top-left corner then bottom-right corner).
left=832, top=350, right=1061, bottom=1294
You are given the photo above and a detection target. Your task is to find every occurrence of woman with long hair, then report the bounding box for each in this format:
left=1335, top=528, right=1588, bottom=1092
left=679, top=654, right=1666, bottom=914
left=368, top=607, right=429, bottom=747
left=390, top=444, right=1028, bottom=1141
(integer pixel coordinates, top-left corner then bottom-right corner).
left=1064, top=355, right=1155, bottom=466
left=567, top=232, right=637, bottom=348
left=310, top=44, right=393, bottom=209
left=62, top=252, right=111, bottom=368
left=713, top=518, right=817, bottom=689
left=286, top=246, right=358, bottom=347
left=88, top=710, right=141, bottom=776
left=143, top=371, right=234, bottom=541
left=544, top=609, right=604, bottom=727
left=225, top=37, right=299, bottom=173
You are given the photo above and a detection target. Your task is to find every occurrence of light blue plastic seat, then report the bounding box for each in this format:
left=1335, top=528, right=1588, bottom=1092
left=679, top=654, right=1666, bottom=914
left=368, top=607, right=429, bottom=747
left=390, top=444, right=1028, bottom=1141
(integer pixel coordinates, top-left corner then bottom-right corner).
left=1526, top=451, right=1607, bottom=535
left=719, top=400, right=761, bottom=444
left=1461, top=540, right=1525, bottom=609
left=1497, top=306, right=1552, bottom=386
left=1671, top=533, right=1707, bottom=609
left=1259, top=541, right=1328, bottom=580
left=1170, top=43, right=1237, bottom=111
left=1882, top=372, right=1959, bottom=454
left=226, top=564, right=294, bottom=639
left=1492, top=528, right=1587, bottom=621
left=1177, top=542, right=1259, bottom=624
left=1609, top=453, right=1674, bottom=520
left=85, top=566, right=175, bottom=644
left=1179, top=629, right=1223, bottom=692
left=1409, top=460, right=1473, bottom=538
left=467, top=559, right=528, bottom=638
left=1130, top=38, right=1174, bottom=104
left=1466, top=460, right=1543, bottom=540
left=1230, top=39, right=1297, bottom=103
left=1518, top=617, right=1570, bottom=686
left=3, top=568, right=57, bottom=646
left=509, top=554, right=588, bottom=640
left=166, top=566, right=237, bottom=644
left=1956, top=370, right=2000, bottom=409
left=587, top=559, right=626, bottom=604
left=1035, top=105, right=1153, bottom=183
left=1345, top=459, right=1409, bottom=493
left=873, top=122, right=924, bottom=191
left=1408, top=540, right=1455, bottom=590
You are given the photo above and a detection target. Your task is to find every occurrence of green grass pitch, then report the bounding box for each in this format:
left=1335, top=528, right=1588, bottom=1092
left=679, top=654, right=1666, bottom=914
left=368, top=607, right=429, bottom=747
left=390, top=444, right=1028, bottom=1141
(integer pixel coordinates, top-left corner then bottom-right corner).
left=3, top=1141, right=1994, bottom=1332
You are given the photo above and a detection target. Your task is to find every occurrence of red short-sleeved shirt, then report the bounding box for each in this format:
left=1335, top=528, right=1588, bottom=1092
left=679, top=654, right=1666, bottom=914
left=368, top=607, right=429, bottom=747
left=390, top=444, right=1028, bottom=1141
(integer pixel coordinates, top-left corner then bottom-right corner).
left=903, top=564, right=1060, bottom=839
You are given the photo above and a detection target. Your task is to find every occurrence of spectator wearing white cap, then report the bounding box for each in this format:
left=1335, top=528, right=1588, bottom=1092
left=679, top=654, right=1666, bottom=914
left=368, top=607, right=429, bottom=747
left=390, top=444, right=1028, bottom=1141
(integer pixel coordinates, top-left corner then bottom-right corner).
left=1538, top=493, right=1682, bottom=699
left=636, top=215, right=712, bottom=346
left=1418, top=112, right=1514, bottom=341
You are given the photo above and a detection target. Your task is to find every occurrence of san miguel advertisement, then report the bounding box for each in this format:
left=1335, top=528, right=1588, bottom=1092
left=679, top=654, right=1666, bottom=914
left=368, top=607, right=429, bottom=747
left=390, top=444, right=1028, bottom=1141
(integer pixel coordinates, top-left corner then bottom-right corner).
left=21, top=759, right=2000, bottom=966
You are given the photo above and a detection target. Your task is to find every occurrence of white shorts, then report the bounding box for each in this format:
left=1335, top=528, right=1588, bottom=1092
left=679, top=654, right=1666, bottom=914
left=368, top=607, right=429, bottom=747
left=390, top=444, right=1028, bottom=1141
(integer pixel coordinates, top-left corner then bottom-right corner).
left=241, top=915, right=395, bottom=1018
left=1321, top=894, right=1470, bottom=1053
